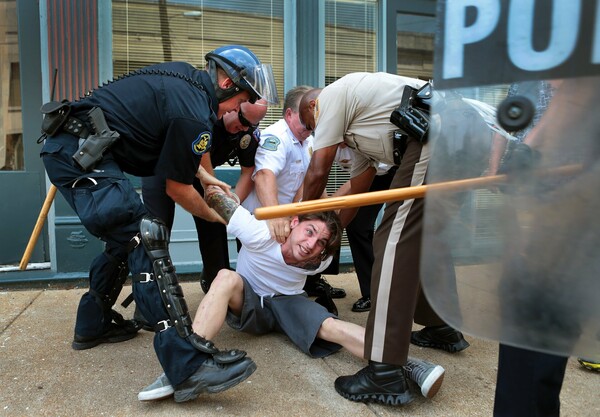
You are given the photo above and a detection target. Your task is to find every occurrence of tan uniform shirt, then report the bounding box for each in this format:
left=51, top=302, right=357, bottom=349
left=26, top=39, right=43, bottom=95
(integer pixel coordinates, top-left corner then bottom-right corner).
left=313, top=72, right=425, bottom=177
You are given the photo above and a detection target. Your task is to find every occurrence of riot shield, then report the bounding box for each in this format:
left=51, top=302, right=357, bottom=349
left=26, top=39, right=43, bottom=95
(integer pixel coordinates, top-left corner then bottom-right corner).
left=421, top=0, right=600, bottom=359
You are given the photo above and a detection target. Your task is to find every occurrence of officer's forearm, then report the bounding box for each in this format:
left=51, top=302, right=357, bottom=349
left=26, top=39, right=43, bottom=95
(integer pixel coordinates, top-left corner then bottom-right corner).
left=254, top=169, right=279, bottom=207
left=302, top=168, right=329, bottom=201
left=166, top=179, right=216, bottom=220
left=302, top=146, right=337, bottom=201
left=235, top=166, right=254, bottom=203
left=201, top=153, right=215, bottom=175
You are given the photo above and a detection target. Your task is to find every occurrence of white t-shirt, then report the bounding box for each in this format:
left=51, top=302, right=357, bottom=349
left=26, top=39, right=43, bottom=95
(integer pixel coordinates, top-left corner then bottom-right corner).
left=228, top=207, right=332, bottom=297
left=242, top=119, right=313, bottom=213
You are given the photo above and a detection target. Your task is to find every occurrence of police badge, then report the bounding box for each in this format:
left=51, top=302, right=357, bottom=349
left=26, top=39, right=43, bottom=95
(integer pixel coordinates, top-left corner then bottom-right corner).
left=239, top=134, right=251, bottom=149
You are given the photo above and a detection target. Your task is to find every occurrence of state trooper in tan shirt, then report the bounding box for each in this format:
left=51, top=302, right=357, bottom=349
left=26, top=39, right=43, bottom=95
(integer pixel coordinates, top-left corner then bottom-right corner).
left=300, top=72, right=474, bottom=406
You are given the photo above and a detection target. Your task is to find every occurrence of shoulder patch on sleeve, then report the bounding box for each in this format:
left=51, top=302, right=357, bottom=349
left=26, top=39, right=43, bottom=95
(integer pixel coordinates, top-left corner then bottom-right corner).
left=239, top=134, right=252, bottom=149
left=260, top=134, right=280, bottom=151
left=192, top=131, right=212, bottom=155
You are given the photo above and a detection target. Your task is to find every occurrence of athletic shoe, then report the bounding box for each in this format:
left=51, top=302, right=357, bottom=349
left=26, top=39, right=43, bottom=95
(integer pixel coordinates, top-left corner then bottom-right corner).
left=334, top=361, right=414, bottom=406
left=578, top=357, right=600, bottom=372
left=403, top=357, right=445, bottom=398
left=410, top=325, right=470, bottom=353
left=173, top=356, right=257, bottom=403
left=138, top=373, right=174, bottom=401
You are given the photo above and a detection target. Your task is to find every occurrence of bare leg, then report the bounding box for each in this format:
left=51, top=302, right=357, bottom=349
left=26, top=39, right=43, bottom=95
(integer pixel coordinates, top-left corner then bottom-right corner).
left=317, top=317, right=365, bottom=358
left=192, top=269, right=245, bottom=340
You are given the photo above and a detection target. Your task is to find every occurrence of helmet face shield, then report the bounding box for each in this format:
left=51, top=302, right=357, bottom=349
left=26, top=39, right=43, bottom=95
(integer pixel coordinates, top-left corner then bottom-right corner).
left=205, top=45, right=279, bottom=106
left=248, top=64, right=279, bottom=105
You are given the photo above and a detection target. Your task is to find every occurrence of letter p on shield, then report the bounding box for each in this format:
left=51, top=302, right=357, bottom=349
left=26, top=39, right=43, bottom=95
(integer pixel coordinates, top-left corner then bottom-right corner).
left=442, top=0, right=501, bottom=80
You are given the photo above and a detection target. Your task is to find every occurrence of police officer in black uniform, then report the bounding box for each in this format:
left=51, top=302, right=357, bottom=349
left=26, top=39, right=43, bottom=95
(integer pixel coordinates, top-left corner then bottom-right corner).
left=140, top=100, right=266, bottom=295
left=39, top=44, right=278, bottom=402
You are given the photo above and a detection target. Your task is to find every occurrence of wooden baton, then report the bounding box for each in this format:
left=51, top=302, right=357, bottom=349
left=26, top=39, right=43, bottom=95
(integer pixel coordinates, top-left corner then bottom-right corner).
left=19, top=184, right=57, bottom=270
left=20, top=68, right=60, bottom=270
left=254, top=164, right=581, bottom=220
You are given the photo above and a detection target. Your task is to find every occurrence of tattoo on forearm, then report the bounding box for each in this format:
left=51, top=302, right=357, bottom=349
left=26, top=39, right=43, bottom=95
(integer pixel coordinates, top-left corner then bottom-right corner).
left=205, top=191, right=238, bottom=223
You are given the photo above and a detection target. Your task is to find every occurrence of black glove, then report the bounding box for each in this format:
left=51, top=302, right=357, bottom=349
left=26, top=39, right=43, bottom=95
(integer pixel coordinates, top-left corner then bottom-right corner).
left=497, top=142, right=541, bottom=194
left=498, top=142, right=541, bottom=176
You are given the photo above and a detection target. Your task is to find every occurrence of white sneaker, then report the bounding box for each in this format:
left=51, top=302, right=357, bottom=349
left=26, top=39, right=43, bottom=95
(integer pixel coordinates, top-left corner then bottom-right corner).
left=403, top=357, right=445, bottom=398
left=138, top=373, right=174, bottom=401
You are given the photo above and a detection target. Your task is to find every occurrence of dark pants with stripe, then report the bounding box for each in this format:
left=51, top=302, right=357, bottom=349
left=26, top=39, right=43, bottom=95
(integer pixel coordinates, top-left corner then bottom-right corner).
left=345, top=167, right=396, bottom=299
left=365, top=139, right=429, bottom=365
left=364, top=137, right=443, bottom=365
left=41, top=133, right=207, bottom=386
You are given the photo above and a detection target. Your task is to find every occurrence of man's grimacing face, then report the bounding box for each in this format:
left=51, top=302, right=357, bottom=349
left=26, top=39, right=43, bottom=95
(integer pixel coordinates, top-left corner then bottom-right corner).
left=286, top=217, right=331, bottom=263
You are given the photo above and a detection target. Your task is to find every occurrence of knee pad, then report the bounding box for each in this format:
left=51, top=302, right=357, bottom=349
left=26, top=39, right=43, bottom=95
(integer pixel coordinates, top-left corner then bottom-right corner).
left=138, top=216, right=242, bottom=359
left=140, top=216, right=193, bottom=338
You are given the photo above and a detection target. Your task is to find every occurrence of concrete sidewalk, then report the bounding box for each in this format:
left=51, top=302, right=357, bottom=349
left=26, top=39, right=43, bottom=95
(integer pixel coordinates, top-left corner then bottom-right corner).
left=1, top=272, right=597, bottom=416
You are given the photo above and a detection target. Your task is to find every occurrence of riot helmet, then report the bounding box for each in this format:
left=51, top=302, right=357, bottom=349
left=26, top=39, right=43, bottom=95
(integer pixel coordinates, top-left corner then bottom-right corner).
left=205, top=45, right=279, bottom=105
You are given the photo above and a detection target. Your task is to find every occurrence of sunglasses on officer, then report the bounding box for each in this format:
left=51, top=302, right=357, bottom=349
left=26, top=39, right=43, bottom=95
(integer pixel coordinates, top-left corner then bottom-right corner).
left=238, top=110, right=259, bottom=130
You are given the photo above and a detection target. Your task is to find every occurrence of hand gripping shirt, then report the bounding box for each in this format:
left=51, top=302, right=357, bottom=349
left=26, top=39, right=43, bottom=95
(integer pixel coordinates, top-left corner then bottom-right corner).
left=228, top=207, right=332, bottom=297
left=241, top=118, right=313, bottom=213
left=313, top=72, right=425, bottom=178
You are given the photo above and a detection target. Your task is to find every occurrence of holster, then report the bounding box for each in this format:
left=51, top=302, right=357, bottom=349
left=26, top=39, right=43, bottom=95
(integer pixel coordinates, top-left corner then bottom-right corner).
left=390, top=85, right=431, bottom=144
left=40, top=100, right=72, bottom=136
left=392, top=130, right=409, bottom=165
left=38, top=100, right=92, bottom=145
left=72, top=107, right=120, bottom=172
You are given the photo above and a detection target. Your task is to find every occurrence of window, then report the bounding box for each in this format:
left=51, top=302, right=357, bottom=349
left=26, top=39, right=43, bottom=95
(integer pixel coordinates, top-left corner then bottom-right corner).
left=0, top=1, right=23, bottom=171
left=323, top=1, right=378, bottom=194
left=325, top=0, right=378, bottom=85
left=111, top=0, right=284, bottom=128
left=324, top=1, right=378, bottom=244
left=396, top=12, right=435, bottom=80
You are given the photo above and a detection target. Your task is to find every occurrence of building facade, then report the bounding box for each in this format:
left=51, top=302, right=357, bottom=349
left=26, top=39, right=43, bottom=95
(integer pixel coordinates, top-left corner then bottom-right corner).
left=1, top=0, right=438, bottom=284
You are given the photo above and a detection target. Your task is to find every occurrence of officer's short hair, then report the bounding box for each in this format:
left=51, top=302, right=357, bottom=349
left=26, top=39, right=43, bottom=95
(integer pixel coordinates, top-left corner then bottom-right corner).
left=283, top=85, right=313, bottom=117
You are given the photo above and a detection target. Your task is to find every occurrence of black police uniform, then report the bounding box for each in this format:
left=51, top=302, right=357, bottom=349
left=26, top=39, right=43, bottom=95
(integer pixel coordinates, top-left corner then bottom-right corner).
left=141, top=119, right=259, bottom=288
left=40, top=61, right=217, bottom=386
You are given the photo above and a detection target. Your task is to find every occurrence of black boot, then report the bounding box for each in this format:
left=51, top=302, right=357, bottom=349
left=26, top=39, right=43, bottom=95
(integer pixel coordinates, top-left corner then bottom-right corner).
left=334, top=361, right=414, bottom=405
left=303, top=274, right=346, bottom=298
left=200, top=270, right=214, bottom=294
left=173, top=356, right=257, bottom=402
left=315, top=292, right=338, bottom=316
left=72, top=310, right=141, bottom=350
left=351, top=296, right=371, bottom=312
left=410, top=325, right=470, bottom=353
left=133, top=305, right=154, bottom=332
